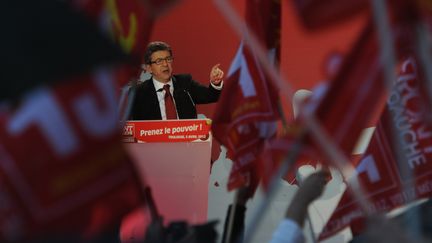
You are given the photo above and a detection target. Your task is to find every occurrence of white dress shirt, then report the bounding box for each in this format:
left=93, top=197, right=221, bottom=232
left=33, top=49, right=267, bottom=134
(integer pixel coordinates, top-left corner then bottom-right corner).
left=152, top=78, right=177, bottom=120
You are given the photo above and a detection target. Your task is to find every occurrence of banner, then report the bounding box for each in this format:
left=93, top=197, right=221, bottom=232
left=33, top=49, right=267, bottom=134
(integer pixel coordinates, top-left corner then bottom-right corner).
left=123, top=119, right=211, bottom=143
left=320, top=57, right=432, bottom=240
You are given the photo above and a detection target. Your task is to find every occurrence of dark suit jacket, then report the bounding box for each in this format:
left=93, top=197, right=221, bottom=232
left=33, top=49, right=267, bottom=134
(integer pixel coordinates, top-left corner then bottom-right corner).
left=129, top=74, right=221, bottom=120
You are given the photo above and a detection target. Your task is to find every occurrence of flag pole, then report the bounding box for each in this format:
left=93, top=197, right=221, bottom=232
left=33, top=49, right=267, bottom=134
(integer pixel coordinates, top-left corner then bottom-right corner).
left=369, top=0, right=397, bottom=91
left=413, top=14, right=432, bottom=238
left=415, top=17, right=432, bottom=238
left=296, top=165, right=318, bottom=243
left=416, top=21, right=432, bottom=117
left=222, top=189, right=239, bottom=243
left=277, top=98, right=290, bottom=134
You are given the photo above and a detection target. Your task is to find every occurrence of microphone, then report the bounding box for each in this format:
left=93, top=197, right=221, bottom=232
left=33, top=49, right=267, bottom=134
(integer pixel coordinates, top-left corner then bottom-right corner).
left=184, top=89, right=195, bottom=107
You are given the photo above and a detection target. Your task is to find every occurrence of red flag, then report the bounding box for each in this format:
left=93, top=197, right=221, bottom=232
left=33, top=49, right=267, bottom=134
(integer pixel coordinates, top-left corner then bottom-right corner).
left=212, top=51, right=279, bottom=189
left=258, top=22, right=387, bottom=188
left=319, top=55, right=432, bottom=240
left=212, top=0, right=281, bottom=190
left=299, top=22, right=388, bottom=163
left=0, top=68, right=144, bottom=241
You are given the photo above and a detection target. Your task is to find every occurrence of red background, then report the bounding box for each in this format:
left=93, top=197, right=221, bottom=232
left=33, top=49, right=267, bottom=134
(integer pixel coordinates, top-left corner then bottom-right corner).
left=149, top=0, right=368, bottom=120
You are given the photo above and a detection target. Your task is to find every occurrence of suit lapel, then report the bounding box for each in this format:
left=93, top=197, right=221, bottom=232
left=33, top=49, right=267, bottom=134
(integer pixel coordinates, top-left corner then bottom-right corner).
left=172, top=76, right=185, bottom=118
left=143, top=78, right=162, bottom=120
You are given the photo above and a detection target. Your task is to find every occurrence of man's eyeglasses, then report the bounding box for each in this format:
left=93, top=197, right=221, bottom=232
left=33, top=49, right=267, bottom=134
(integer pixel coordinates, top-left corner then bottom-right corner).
left=150, top=56, right=174, bottom=65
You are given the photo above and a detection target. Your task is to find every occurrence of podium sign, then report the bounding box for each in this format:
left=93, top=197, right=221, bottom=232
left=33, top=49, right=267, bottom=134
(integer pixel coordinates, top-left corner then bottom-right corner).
left=123, top=119, right=211, bottom=143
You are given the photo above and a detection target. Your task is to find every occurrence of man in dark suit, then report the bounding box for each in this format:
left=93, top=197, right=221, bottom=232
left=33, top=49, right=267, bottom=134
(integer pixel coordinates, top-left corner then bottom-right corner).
left=129, top=41, right=224, bottom=120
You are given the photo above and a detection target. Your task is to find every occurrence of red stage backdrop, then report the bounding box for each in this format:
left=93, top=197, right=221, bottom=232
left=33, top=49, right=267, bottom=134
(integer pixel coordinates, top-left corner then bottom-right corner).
left=149, top=0, right=367, bottom=121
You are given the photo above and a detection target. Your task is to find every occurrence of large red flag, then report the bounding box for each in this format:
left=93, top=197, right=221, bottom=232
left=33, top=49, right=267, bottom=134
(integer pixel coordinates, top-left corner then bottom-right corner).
left=0, top=1, right=151, bottom=240
left=0, top=67, right=145, bottom=241
left=212, top=0, right=281, bottom=190
left=319, top=55, right=432, bottom=240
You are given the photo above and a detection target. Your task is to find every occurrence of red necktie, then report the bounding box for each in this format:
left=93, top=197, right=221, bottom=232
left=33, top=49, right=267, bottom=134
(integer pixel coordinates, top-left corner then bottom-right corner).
left=163, top=84, right=177, bottom=119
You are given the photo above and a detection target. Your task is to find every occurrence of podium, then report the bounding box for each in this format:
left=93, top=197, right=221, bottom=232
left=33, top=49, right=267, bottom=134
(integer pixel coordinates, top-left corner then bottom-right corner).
left=120, top=119, right=212, bottom=241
